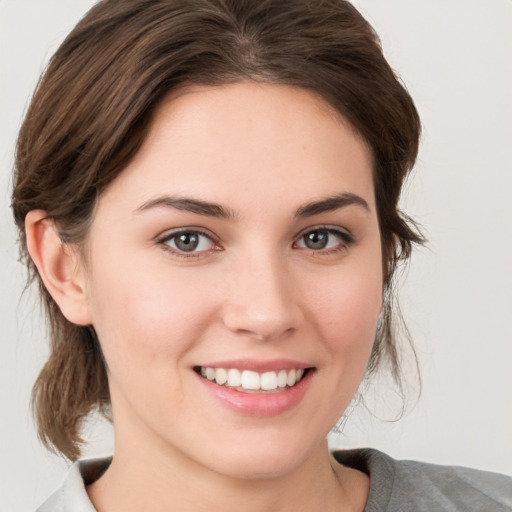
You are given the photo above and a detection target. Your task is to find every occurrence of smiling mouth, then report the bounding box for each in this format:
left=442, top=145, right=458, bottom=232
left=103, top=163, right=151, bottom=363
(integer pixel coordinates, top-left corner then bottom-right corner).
left=194, top=366, right=311, bottom=393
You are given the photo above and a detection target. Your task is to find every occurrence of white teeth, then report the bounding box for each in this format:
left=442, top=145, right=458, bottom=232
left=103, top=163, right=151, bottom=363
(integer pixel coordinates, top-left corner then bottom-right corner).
left=277, top=369, right=288, bottom=388
left=199, top=367, right=307, bottom=391
left=215, top=368, right=228, bottom=385
left=241, top=370, right=260, bottom=390
left=260, top=371, right=277, bottom=391
left=227, top=368, right=241, bottom=387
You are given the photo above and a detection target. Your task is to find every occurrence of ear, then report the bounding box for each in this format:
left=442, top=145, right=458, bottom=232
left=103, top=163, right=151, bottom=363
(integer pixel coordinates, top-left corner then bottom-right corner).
left=25, top=210, right=92, bottom=325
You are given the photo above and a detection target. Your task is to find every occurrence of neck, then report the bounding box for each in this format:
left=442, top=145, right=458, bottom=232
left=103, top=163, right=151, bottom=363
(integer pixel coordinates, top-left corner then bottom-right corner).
left=87, top=435, right=367, bottom=512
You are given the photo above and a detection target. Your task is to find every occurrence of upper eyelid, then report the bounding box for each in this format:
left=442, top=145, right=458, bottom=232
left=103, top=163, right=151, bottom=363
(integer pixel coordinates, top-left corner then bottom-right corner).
left=292, top=228, right=356, bottom=254
left=293, top=224, right=354, bottom=242
left=156, top=228, right=221, bottom=259
left=157, top=226, right=218, bottom=243
left=155, top=225, right=354, bottom=249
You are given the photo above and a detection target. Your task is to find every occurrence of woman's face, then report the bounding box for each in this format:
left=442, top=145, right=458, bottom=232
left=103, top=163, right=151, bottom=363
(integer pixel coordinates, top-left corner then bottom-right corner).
left=80, top=83, right=383, bottom=478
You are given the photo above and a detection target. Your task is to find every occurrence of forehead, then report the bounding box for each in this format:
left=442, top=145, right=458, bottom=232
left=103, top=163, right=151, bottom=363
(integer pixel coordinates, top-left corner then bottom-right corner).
left=99, top=82, right=375, bottom=215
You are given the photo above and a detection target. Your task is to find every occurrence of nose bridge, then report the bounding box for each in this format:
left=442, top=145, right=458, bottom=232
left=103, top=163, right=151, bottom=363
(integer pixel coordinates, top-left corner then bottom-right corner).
left=222, top=245, right=302, bottom=340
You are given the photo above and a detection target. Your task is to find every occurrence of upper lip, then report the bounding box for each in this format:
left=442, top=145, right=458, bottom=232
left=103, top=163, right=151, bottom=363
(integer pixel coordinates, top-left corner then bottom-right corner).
left=194, top=359, right=313, bottom=373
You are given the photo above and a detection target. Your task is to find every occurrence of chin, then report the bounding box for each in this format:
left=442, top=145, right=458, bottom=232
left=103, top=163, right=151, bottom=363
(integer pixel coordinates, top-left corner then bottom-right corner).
left=195, top=431, right=325, bottom=481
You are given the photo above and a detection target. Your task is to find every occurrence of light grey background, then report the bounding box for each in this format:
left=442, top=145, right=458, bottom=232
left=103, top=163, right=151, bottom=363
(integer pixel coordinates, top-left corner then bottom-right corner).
left=1, top=1, right=511, bottom=510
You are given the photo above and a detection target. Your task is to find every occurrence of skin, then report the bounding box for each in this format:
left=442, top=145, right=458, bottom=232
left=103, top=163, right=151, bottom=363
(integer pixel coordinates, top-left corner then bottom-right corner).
left=27, top=82, right=384, bottom=511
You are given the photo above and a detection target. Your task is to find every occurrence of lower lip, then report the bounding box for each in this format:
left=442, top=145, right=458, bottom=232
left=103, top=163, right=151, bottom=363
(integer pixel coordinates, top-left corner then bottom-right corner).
left=196, top=371, right=313, bottom=417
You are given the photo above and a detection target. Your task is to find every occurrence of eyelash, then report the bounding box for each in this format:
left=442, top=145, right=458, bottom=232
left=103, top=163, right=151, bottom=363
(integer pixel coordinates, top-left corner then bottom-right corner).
left=157, top=228, right=221, bottom=259
left=156, top=226, right=355, bottom=259
left=293, top=226, right=355, bottom=255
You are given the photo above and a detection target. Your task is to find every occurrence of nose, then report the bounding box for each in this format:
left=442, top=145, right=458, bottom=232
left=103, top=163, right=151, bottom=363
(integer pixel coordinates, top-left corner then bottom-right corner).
left=222, top=253, right=303, bottom=341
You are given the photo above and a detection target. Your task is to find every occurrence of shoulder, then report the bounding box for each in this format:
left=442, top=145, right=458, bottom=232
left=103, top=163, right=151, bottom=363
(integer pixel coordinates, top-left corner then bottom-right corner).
left=333, top=448, right=512, bottom=512
left=35, top=457, right=111, bottom=512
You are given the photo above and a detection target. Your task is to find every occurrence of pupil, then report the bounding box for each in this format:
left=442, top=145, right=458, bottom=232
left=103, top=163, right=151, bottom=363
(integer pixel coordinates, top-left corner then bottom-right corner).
left=305, top=231, right=328, bottom=250
left=176, top=233, right=199, bottom=252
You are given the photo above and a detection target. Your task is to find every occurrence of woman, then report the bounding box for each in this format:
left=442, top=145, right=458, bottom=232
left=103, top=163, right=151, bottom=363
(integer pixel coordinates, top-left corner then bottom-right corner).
left=9, top=0, right=511, bottom=510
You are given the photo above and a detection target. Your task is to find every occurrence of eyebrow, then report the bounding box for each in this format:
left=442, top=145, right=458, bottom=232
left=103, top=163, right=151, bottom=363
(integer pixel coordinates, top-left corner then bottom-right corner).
left=295, top=193, right=370, bottom=217
left=135, top=196, right=236, bottom=219
left=135, top=192, right=369, bottom=219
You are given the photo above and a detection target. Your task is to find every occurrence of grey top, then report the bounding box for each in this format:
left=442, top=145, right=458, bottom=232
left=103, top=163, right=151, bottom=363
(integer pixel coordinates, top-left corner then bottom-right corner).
left=36, top=448, right=512, bottom=511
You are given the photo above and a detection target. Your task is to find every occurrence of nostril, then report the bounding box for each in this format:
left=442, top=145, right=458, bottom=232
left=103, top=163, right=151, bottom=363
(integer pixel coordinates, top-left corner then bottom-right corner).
left=223, top=310, right=302, bottom=342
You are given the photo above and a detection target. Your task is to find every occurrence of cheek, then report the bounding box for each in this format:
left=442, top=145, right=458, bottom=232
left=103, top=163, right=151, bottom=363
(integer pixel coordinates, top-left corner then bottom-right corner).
left=85, top=263, right=223, bottom=426
left=303, top=258, right=383, bottom=361
left=85, top=255, right=218, bottom=376
left=293, top=256, right=383, bottom=427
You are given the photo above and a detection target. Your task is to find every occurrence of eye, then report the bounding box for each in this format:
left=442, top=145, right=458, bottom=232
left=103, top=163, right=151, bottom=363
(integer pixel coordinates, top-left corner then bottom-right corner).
left=158, top=229, right=218, bottom=255
left=295, top=227, right=354, bottom=252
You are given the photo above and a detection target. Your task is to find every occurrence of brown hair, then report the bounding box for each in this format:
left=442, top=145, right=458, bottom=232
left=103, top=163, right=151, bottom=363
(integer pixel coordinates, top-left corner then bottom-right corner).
left=12, top=0, right=423, bottom=461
